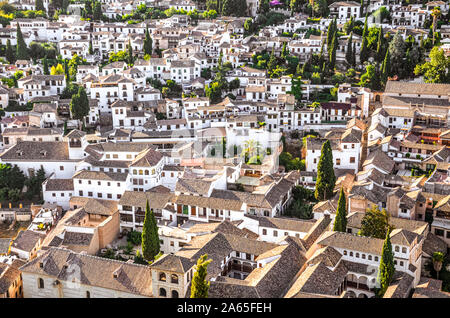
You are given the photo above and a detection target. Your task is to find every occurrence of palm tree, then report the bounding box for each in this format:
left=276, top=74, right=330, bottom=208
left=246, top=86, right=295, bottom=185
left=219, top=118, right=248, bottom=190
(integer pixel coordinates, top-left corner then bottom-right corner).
left=432, top=252, right=444, bottom=280
left=431, top=7, right=441, bottom=45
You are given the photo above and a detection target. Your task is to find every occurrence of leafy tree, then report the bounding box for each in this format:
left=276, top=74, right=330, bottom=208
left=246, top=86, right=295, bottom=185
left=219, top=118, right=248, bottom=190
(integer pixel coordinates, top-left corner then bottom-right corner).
left=343, top=16, right=354, bottom=35
left=432, top=252, right=444, bottom=280
left=314, top=140, right=335, bottom=201
left=143, top=28, right=152, bottom=56
left=50, top=63, right=64, bottom=75
left=388, top=32, right=407, bottom=78
left=191, top=254, right=212, bottom=298
left=141, top=200, right=160, bottom=261
left=359, top=63, right=381, bottom=90
left=288, top=76, right=302, bottom=104
left=359, top=205, right=391, bottom=239
left=16, top=25, right=29, bottom=60
left=376, top=228, right=395, bottom=297
left=414, top=47, right=449, bottom=83
left=5, top=39, right=15, bottom=64
left=0, top=164, right=26, bottom=190
left=312, top=0, right=327, bottom=17
left=333, top=188, right=347, bottom=232
left=70, top=86, right=89, bottom=121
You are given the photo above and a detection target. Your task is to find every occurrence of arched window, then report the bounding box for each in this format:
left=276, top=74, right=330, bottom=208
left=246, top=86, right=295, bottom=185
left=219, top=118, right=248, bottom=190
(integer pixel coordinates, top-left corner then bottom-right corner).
left=159, top=288, right=167, bottom=297
left=133, top=169, right=137, bottom=175
left=139, top=170, right=143, bottom=175
left=38, top=278, right=44, bottom=289
left=159, top=272, right=166, bottom=282
left=172, top=290, right=179, bottom=298
left=402, top=247, right=407, bottom=253
left=86, top=291, right=90, bottom=298
left=171, top=274, right=179, bottom=284
left=395, top=246, right=400, bottom=252
left=144, top=170, right=149, bottom=175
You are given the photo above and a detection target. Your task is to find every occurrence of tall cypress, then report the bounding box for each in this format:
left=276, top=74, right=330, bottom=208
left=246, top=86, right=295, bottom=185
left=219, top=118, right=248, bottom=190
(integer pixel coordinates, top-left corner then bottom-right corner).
left=360, top=14, right=369, bottom=64
left=43, top=57, right=49, bottom=75
left=381, top=48, right=390, bottom=84
left=127, top=40, right=134, bottom=65
left=16, top=25, right=29, bottom=60
left=333, top=188, right=347, bottom=232
left=377, top=228, right=395, bottom=297
left=141, top=200, right=160, bottom=261
left=329, top=31, right=337, bottom=71
left=143, top=28, right=153, bottom=56
left=351, top=42, right=356, bottom=67
left=346, top=32, right=353, bottom=65
left=5, top=39, right=15, bottom=64
left=191, top=254, right=212, bottom=298
left=376, top=26, right=385, bottom=62
left=314, top=139, right=336, bottom=201
left=88, top=39, right=93, bottom=55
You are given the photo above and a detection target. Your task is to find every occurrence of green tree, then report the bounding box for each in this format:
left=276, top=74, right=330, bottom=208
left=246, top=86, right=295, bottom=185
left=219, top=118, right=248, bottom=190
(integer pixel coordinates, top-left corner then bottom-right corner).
left=70, top=86, right=90, bottom=121
left=141, top=200, right=160, bottom=261
left=343, top=16, right=354, bottom=35
left=314, top=140, right=335, bottom=201
left=93, top=1, right=102, bottom=20
left=88, top=39, right=93, bottom=55
left=143, top=28, right=152, bottom=56
left=388, top=32, right=407, bottom=78
left=414, top=47, right=449, bottom=83
left=288, top=76, right=302, bottom=104
left=5, top=39, right=15, bottom=64
left=359, top=205, right=391, bottom=239
left=190, top=254, right=212, bottom=298
left=127, top=40, right=134, bottom=65
left=432, top=251, right=444, bottom=280
left=36, top=0, right=45, bottom=11
left=16, top=25, right=29, bottom=60
left=329, top=31, right=337, bottom=70
left=43, top=57, right=49, bottom=75
left=380, top=48, right=390, bottom=84
left=267, top=48, right=277, bottom=76
left=333, top=188, right=347, bottom=232
left=345, top=32, right=353, bottom=65
left=360, top=14, right=369, bottom=64
left=312, top=0, right=328, bottom=17
left=376, top=26, right=385, bottom=62
left=376, top=228, right=395, bottom=297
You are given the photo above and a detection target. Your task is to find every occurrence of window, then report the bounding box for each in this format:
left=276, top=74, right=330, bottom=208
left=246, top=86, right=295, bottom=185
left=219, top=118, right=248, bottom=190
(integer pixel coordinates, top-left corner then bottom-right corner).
left=356, top=253, right=359, bottom=258
left=435, top=229, right=444, bottom=237
left=60, top=166, right=64, bottom=170
left=38, top=278, right=44, bottom=289
left=400, top=261, right=404, bottom=266
left=171, top=274, right=179, bottom=284
left=170, top=241, right=174, bottom=247
left=349, top=252, right=353, bottom=257
left=159, top=272, right=166, bottom=282
left=395, top=246, right=399, bottom=252
left=402, top=247, right=407, bottom=253
left=350, top=157, right=355, bottom=163
left=86, top=291, right=90, bottom=298
left=273, top=230, right=278, bottom=237
left=375, top=256, right=379, bottom=262
left=262, top=229, right=267, bottom=235
left=159, top=288, right=166, bottom=297
left=343, top=250, right=347, bottom=255
left=368, top=255, right=372, bottom=261
left=336, top=159, right=341, bottom=165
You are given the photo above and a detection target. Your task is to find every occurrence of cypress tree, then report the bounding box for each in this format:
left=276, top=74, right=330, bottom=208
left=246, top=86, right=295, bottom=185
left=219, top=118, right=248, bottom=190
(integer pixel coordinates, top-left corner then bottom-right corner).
left=381, top=48, right=390, bottom=84
left=5, top=39, right=15, bottom=64
left=143, top=28, right=153, bottom=56
left=376, top=26, right=385, bottom=62
left=16, top=25, right=29, bottom=60
left=346, top=32, right=353, bottom=65
left=329, top=31, right=337, bottom=71
left=63, top=121, right=68, bottom=135
left=376, top=228, right=395, bottom=297
left=360, top=14, right=369, bottom=63
left=267, top=47, right=276, bottom=75
left=333, top=188, right=347, bottom=232
left=191, top=254, right=212, bottom=298
left=314, top=140, right=336, bottom=201
left=326, top=19, right=336, bottom=50
left=43, top=57, right=49, bottom=75
left=88, top=39, right=93, bottom=55
left=351, top=42, right=356, bottom=67
left=127, top=40, right=134, bottom=65
left=141, top=200, right=160, bottom=261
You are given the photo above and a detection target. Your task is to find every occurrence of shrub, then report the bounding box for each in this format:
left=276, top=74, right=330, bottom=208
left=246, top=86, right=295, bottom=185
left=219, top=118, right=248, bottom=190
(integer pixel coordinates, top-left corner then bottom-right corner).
left=127, top=230, right=142, bottom=245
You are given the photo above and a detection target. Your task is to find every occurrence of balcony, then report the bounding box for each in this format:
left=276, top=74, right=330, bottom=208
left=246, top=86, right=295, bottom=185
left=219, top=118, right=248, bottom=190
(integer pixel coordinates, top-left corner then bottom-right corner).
left=346, top=281, right=370, bottom=291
